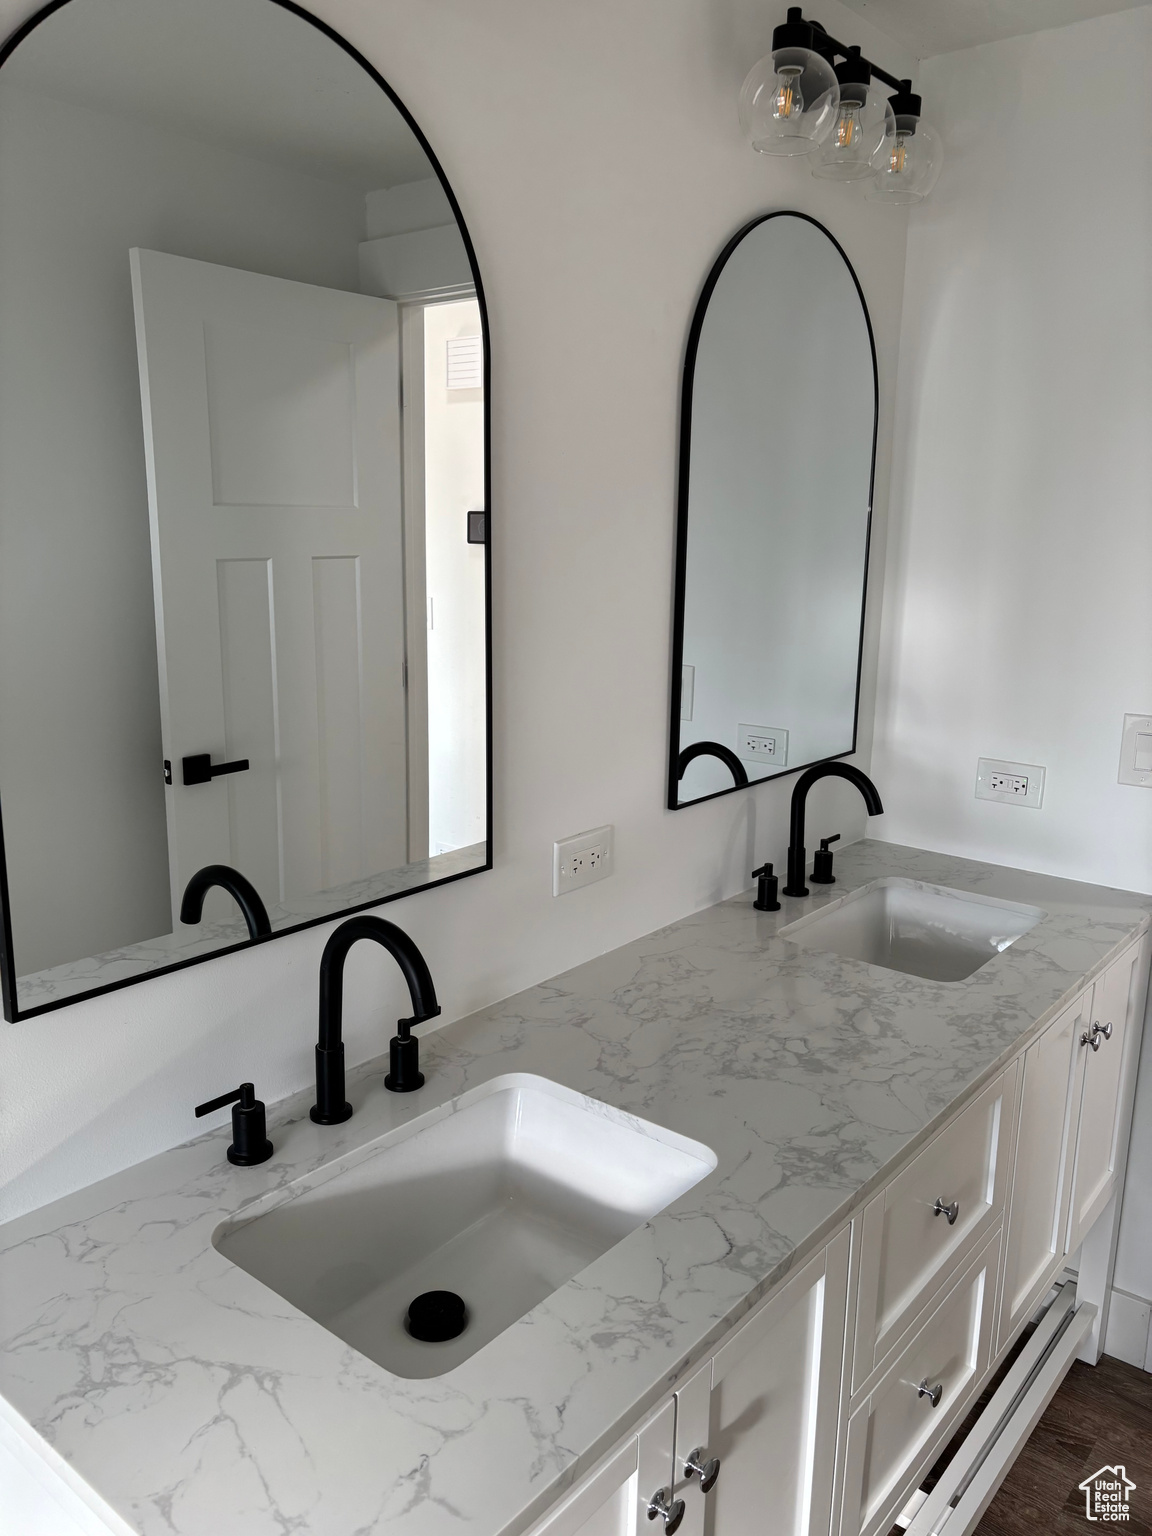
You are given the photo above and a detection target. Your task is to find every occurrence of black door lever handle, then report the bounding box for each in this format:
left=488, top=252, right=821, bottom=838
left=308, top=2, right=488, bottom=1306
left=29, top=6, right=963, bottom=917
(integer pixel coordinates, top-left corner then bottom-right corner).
left=182, top=753, right=250, bottom=786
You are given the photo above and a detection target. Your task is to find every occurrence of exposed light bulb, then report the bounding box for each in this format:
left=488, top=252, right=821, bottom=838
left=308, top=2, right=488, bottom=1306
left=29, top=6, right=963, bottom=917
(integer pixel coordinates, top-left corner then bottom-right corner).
left=772, top=65, right=804, bottom=122
left=884, top=128, right=909, bottom=175
left=867, top=81, right=943, bottom=203
left=833, top=100, right=862, bottom=147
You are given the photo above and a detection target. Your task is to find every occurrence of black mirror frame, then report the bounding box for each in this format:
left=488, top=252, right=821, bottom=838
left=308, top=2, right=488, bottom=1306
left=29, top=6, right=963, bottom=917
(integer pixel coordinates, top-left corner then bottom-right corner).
left=0, top=0, right=492, bottom=1021
left=667, top=210, right=878, bottom=811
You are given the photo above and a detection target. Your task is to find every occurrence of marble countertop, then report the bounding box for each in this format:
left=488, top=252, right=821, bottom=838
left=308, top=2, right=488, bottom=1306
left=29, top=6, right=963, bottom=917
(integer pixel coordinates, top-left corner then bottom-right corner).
left=2, top=840, right=1149, bottom=1536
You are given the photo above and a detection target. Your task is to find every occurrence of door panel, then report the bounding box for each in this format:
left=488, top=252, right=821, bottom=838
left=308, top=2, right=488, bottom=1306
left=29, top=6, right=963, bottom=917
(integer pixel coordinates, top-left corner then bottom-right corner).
left=131, top=247, right=406, bottom=925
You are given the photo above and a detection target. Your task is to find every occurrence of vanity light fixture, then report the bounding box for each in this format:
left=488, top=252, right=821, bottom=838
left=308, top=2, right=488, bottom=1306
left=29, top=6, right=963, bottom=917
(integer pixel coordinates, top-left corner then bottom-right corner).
left=739, top=8, right=942, bottom=202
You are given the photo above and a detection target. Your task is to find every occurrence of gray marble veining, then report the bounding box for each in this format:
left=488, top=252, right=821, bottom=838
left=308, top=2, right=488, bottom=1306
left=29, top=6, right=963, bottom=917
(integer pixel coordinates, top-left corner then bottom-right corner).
left=1, top=840, right=1148, bottom=1536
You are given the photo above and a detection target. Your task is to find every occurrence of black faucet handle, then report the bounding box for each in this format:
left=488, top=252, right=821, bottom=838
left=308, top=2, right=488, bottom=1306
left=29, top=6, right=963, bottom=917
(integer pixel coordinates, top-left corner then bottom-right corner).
left=195, top=1081, right=273, bottom=1166
left=812, top=834, right=841, bottom=886
left=752, top=863, right=781, bottom=912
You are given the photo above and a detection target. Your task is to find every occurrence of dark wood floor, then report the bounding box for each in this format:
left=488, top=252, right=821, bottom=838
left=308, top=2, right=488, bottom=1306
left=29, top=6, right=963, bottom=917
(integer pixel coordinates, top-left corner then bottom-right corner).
left=973, top=1353, right=1152, bottom=1536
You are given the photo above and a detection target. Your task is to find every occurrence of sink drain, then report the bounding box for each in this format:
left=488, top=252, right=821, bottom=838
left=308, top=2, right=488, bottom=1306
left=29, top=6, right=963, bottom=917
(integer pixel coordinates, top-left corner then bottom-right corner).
left=406, top=1290, right=467, bottom=1342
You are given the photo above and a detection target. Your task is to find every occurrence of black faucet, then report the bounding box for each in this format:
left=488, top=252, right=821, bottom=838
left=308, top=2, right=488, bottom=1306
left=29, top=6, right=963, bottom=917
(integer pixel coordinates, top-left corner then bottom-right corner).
left=677, top=740, right=749, bottom=788
left=311, top=914, right=442, bottom=1123
left=180, top=864, right=271, bottom=939
left=783, top=763, right=883, bottom=898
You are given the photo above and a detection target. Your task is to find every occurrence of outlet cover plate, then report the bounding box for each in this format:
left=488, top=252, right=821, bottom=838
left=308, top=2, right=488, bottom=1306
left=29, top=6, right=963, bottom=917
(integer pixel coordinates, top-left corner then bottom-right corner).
left=554, top=825, right=614, bottom=896
left=738, top=724, right=788, bottom=768
left=1118, top=714, right=1152, bottom=787
left=975, top=758, right=1045, bottom=809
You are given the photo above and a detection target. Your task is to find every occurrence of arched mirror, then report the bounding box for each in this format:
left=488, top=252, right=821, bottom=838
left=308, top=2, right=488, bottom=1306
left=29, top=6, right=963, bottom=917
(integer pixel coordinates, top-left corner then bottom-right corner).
left=669, top=212, right=876, bottom=808
left=0, top=0, right=490, bottom=1019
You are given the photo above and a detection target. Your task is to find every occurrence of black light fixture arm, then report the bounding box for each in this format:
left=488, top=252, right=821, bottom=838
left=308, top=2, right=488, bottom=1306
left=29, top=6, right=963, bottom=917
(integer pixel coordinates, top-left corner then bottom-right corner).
left=789, top=9, right=907, bottom=93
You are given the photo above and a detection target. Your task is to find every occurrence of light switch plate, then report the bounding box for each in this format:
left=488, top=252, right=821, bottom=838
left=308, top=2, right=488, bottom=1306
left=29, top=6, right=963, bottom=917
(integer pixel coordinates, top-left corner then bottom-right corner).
left=553, top=825, right=614, bottom=896
left=738, top=724, right=788, bottom=768
left=975, top=758, right=1045, bottom=809
left=1118, top=714, right=1152, bottom=787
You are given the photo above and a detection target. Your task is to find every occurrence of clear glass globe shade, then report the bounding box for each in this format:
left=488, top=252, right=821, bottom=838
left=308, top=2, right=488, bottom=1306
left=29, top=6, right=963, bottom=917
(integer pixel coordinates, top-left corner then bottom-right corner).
left=867, top=116, right=944, bottom=202
left=738, top=46, right=839, bottom=156
left=811, top=85, right=894, bottom=181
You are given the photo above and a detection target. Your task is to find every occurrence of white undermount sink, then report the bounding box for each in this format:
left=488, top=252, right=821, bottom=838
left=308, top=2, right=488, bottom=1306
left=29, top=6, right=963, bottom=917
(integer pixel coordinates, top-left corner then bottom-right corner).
left=215, top=1074, right=716, bottom=1378
left=779, top=878, right=1045, bottom=982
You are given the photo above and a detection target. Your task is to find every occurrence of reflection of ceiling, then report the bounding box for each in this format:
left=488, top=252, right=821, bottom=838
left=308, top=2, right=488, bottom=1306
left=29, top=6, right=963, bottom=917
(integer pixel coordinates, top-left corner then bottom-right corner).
left=1, top=0, right=435, bottom=191
left=837, top=0, right=1152, bottom=57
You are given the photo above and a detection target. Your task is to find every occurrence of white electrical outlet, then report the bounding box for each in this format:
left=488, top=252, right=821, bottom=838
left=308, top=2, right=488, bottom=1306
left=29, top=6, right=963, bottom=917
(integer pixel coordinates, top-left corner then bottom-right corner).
left=738, top=724, right=788, bottom=768
left=975, top=758, right=1045, bottom=809
left=554, top=825, right=614, bottom=895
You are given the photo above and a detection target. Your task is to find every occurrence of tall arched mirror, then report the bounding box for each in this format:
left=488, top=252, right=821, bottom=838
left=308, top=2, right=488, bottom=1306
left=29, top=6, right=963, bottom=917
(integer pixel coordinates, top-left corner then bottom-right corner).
left=669, top=213, right=876, bottom=808
left=0, top=0, right=490, bottom=1019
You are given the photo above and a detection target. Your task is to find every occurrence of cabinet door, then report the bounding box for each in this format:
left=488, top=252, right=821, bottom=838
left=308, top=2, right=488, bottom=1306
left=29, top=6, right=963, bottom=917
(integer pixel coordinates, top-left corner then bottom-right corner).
left=673, top=1230, right=850, bottom=1536
left=1066, top=945, right=1143, bottom=1253
left=997, top=990, right=1088, bottom=1349
left=528, top=1399, right=676, bottom=1536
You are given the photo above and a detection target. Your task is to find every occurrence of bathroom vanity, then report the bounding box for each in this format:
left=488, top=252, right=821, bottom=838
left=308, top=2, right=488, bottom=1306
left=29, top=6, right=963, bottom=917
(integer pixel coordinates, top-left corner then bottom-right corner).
left=1, top=841, right=1148, bottom=1536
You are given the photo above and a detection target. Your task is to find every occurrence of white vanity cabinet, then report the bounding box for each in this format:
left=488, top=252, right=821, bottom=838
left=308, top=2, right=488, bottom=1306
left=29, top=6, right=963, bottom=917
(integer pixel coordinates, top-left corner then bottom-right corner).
left=528, top=1399, right=678, bottom=1536
left=851, top=1070, right=1015, bottom=1391
left=997, top=936, right=1148, bottom=1355
left=1065, top=940, right=1146, bottom=1253
left=997, top=989, right=1088, bottom=1350
left=525, top=1233, right=851, bottom=1536
left=522, top=936, right=1150, bottom=1536
left=672, top=1231, right=850, bottom=1536
left=838, top=1230, right=1001, bottom=1536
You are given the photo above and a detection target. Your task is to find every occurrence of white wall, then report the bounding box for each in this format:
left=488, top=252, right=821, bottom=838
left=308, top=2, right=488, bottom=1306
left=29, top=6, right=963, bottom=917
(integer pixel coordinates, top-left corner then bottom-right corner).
left=872, top=9, right=1152, bottom=1334
left=0, top=0, right=914, bottom=1221
left=873, top=9, right=1152, bottom=894
left=0, top=82, right=365, bottom=975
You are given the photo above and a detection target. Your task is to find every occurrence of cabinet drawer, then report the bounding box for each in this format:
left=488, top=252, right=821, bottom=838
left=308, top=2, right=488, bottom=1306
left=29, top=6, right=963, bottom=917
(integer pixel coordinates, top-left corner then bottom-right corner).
left=853, top=1068, right=1014, bottom=1390
left=841, top=1229, right=1000, bottom=1536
